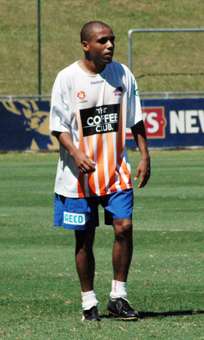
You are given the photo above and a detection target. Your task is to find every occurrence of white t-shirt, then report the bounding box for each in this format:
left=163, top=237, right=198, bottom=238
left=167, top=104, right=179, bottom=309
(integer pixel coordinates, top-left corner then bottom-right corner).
left=50, top=60, right=143, bottom=198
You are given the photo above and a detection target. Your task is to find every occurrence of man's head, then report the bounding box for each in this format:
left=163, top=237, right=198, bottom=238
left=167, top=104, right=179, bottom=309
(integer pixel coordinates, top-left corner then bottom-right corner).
left=80, top=21, right=115, bottom=66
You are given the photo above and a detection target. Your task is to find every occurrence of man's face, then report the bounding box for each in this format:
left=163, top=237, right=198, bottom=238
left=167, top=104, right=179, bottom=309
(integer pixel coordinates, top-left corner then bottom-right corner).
left=82, top=25, right=115, bottom=65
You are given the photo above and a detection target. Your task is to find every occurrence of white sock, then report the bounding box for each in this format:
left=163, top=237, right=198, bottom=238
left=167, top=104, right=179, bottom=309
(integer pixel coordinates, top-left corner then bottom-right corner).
left=81, top=290, right=98, bottom=310
left=110, top=280, right=127, bottom=300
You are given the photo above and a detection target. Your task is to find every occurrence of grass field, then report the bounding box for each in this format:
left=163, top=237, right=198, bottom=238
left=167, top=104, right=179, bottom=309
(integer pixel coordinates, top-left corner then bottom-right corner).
left=1, top=0, right=204, bottom=95
left=0, top=149, right=204, bottom=339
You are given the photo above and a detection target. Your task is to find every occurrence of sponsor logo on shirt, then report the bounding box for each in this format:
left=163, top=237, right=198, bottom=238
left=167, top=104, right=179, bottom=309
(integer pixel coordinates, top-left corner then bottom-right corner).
left=77, top=91, right=86, bottom=100
left=113, top=86, right=123, bottom=96
left=80, top=104, right=120, bottom=136
left=90, top=80, right=104, bottom=85
left=134, top=89, right=139, bottom=96
left=63, top=212, right=86, bottom=225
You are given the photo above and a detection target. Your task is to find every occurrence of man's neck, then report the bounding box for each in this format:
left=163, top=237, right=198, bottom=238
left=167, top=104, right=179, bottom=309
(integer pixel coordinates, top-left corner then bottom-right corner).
left=79, top=59, right=106, bottom=74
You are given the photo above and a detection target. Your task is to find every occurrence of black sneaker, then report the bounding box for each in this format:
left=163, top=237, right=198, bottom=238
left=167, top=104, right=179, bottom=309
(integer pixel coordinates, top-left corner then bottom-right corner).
left=82, top=306, right=101, bottom=321
left=107, top=298, right=139, bottom=320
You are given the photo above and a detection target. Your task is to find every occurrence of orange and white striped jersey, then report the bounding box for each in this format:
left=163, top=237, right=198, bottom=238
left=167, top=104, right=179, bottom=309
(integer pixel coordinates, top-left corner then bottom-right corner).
left=50, top=61, right=143, bottom=198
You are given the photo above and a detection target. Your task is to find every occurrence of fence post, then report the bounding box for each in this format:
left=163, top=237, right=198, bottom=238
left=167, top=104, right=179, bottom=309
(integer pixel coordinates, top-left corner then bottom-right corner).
left=37, top=0, right=42, bottom=98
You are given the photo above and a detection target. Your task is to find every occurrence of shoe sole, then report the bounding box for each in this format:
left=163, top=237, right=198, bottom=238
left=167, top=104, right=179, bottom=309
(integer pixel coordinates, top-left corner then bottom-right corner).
left=81, top=315, right=101, bottom=322
left=108, top=311, right=138, bottom=320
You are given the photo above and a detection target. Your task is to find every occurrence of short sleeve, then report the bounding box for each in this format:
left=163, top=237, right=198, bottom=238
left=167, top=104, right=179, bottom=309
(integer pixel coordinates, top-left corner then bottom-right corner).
left=125, top=67, right=143, bottom=128
left=49, top=71, right=71, bottom=133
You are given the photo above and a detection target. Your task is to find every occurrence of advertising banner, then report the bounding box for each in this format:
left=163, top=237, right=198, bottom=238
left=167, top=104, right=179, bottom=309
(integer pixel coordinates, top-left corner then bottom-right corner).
left=126, top=98, right=204, bottom=148
left=0, top=98, right=204, bottom=151
left=0, top=99, right=58, bottom=151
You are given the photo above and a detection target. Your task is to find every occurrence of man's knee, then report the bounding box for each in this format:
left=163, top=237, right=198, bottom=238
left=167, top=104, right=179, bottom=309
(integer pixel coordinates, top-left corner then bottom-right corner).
left=113, top=219, right=133, bottom=241
left=75, top=228, right=95, bottom=253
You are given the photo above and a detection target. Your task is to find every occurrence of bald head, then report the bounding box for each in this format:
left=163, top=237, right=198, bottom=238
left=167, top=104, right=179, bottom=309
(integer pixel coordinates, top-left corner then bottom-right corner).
left=80, top=21, right=112, bottom=42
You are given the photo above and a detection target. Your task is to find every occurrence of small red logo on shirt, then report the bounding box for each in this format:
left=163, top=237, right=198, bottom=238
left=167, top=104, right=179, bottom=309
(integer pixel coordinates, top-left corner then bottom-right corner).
left=77, top=91, right=86, bottom=100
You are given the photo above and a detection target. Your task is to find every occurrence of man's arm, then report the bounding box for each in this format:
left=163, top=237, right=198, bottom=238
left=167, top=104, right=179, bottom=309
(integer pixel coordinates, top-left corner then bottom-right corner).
left=53, top=131, right=95, bottom=174
left=131, top=120, right=151, bottom=188
left=50, top=72, right=95, bottom=174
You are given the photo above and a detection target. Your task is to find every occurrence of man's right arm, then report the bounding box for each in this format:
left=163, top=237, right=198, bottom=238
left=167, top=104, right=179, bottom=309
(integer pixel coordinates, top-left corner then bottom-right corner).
left=53, top=131, right=95, bottom=174
left=50, top=72, right=95, bottom=174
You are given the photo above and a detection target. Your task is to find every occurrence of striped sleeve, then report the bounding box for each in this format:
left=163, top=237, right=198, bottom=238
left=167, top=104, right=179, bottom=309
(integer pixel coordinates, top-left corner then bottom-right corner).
left=125, top=67, right=143, bottom=128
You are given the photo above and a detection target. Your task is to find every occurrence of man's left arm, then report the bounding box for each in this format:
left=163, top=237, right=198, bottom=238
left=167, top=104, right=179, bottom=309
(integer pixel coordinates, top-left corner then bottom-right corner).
left=131, top=120, right=151, bottom=188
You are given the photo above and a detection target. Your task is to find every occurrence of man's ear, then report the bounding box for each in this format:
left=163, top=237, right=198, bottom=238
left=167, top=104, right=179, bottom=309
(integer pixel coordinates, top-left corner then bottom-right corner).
left=81, top=40, right=89, bottom=52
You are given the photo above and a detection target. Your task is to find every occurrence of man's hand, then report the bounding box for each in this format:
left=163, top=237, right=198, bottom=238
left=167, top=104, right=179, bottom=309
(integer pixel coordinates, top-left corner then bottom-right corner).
left=134, top=157, right=151, bottom=188
left=72, top=149, right=96, bottom=174
left=54, top=131, right=95, bottom=174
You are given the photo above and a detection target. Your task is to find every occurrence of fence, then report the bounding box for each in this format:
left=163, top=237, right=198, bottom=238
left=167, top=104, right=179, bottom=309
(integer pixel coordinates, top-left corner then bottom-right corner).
left=128, top=27, right=204, bottom=96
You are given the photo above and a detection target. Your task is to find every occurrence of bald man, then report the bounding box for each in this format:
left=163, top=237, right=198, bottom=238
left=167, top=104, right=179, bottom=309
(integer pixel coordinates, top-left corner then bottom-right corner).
left=50, top=21, right=150, bottom=321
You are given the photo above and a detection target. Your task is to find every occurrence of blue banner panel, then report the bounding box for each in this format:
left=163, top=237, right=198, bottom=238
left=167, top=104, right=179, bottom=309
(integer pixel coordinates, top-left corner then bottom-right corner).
left=0, top=98, right=204, bottom=151
left=126, top=98, right=204, bottom=148
left=0, top=99, right=58, bottom=151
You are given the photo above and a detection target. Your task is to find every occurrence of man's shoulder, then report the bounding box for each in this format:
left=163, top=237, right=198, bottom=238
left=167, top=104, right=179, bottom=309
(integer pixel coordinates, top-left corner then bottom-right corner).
left=57, top=61, right=79, bottom=80
left=108, top=61, right=132, bottom=76
left=52, top=62, right=80, bottom=91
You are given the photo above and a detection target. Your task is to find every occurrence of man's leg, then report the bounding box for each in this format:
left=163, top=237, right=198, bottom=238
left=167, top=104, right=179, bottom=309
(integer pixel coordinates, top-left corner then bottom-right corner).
left=75, top=226, right=100, bottom=321
left=112, top=218, right=133, bottom=283
left=107, top=218, right=138, bottom=319
left=75, top=226, right=96, bottom=292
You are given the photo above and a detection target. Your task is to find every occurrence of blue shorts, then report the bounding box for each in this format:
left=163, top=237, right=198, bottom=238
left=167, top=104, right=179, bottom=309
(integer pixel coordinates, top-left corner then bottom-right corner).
left=54, top=189, right=134, bottom=231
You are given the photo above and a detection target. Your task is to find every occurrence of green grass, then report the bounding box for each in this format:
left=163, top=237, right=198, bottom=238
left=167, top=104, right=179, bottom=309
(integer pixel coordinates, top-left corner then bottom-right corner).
left=0, top=150, right=204, bottom=339
left=0, top=0, right=204, bottom=95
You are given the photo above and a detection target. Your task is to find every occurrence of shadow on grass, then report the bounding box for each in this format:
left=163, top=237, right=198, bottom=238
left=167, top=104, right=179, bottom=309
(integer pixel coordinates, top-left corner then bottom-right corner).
left=100, top=309, right=204, bottom=321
